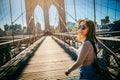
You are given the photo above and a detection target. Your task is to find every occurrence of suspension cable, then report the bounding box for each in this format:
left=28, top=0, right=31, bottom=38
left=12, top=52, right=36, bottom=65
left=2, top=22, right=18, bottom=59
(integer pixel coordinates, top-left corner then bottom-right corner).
left=98, top=39, right=120, bottom=65
left=50, top=0, right=78, bottom=43
left=73, top=0, right=77, bottom=21
left=9, top=0, right=12, bottom=25
left=93, top=0, right=96, bottom=23
left=49, top=0, right=69, bottom=32
left=65, top=0, right=68, bottom=23
left=21, top=0, right=25, bottom=39
left=9, top=0, right=15, bottom=54
left=107, top=0, right=109, bottom=16
left=73, top=0, right=78, bottom=48
left=30, top=0, right=41, bottom=42
left=4, top=0, right=37, bottom=43
left=12, top=0, right=39, bottom=25
left=15, top=0, right=24, bottom=49
left=51, top=0, right=78, bottom=41
left=49, top=0, right=77, bottom=48
left=17, top=0, right=40, bottom=46
left=15, top=0, right=39, bottom=49
left=12, top=12, right=25, bottom=24
left=51, top=0, right=77, bottom=22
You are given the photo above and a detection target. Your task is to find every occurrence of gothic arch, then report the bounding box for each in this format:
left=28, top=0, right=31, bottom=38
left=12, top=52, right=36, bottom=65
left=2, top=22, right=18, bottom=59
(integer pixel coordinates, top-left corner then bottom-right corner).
left=49, top=5, right=59, bottom=28
left=34, top=5, right=44, bottom=30
left=25, top=0, right=66, bottom=33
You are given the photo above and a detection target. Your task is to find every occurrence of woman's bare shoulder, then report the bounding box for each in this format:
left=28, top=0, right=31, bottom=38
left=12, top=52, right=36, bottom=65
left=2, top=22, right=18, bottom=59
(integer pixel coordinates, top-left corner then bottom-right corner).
left=81, top=41, right=93, bottom=51
left=83, top=40, right=92, bottom=46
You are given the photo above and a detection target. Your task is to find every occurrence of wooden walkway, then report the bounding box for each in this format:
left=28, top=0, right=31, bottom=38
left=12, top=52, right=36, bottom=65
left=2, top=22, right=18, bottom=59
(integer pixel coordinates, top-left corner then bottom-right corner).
left=18, top=36, right=78, bottom=80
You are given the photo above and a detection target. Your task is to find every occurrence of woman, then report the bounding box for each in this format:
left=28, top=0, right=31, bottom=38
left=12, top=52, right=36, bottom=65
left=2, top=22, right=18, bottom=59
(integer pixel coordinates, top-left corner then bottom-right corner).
left=65, top=19, right=101, bottom=80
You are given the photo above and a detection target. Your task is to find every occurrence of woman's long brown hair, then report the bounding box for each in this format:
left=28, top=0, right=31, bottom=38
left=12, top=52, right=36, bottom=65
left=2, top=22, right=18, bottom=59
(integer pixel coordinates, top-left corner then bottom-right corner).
left=77, top=19, right=98, bottom=43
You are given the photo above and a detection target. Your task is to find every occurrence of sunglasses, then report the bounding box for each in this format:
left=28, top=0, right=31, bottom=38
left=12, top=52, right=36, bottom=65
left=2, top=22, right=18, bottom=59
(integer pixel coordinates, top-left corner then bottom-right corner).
left=78, top=25, right=87, bottom=30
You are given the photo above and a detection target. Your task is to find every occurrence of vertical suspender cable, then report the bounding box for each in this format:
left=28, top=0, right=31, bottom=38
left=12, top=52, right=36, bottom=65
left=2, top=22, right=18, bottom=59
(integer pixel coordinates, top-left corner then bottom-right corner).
left=93, top=0, right=96, bottom=23
left=107, top=0, right=109, bottom=16
left=9, top=0, right=15, bottom=53
left=50, top=0, right=71, bottom=46
left=74, top=0, right=77, bottom=21
left=65, top=0, right=68, bottom=23
left=21, top=0, right=24, bottom=39
left=52, top=0, right=77, bottom=22
left=73, top=0, right=78, bottom=48
left=115, top=0, right=117, bottom=20
left=64, top=0, right=69, bottom=33
left=100, top=0, right=102, bottom=24
left=9, top=0, right=12, bottom=25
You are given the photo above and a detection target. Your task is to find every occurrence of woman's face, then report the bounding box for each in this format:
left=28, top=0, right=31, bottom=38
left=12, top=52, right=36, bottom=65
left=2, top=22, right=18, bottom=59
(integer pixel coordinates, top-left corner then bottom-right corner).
left=78, top=21, right=89, bottom=37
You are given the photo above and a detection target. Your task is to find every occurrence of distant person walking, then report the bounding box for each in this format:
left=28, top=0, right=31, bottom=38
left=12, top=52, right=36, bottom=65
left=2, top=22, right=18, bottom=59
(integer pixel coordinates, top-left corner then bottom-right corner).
left=65, top=19, right=101, bottom=80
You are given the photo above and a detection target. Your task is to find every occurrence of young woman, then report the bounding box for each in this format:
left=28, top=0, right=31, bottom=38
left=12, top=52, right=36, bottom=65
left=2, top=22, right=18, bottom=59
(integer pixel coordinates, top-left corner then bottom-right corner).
left=65, top=19, right=101, bottom=80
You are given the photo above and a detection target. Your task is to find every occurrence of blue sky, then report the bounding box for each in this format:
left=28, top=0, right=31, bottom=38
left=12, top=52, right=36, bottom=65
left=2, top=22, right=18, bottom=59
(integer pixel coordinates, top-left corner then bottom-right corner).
left=0, top=0, right=120, bottom=30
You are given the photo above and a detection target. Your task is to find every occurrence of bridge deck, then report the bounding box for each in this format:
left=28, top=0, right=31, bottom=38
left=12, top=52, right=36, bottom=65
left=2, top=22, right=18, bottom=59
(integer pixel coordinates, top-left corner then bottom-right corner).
left=17, top=36, right=78, bottom=80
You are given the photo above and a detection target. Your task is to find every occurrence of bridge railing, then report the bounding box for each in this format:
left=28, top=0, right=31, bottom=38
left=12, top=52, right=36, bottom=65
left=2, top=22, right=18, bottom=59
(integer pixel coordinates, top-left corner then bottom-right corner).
left=96, top=31, right=120, bottom=37
left=53, top=32, right=120, bottom=80
left=0, top=33, right=44, bottom=67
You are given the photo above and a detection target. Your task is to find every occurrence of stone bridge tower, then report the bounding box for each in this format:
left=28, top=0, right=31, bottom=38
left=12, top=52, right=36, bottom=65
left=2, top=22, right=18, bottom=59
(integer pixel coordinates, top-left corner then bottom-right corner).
left=25, top=0, right=67, bottom=34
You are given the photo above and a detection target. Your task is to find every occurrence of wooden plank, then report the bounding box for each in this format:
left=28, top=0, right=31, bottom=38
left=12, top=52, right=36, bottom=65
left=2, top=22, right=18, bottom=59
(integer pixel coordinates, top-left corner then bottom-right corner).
left=0, top=37, right=45, bottom=79
left=18, top=36, right=78, bottom=80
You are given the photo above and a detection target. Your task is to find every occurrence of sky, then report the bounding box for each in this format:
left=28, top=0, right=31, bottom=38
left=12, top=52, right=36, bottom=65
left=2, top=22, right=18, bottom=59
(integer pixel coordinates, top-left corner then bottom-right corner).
left=0, top=0, right=26, bottom=30
left=0, top=0, right=120, bottom=30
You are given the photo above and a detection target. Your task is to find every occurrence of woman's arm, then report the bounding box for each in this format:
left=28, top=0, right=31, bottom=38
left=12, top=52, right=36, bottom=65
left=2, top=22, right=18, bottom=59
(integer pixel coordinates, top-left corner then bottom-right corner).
left=65, top=41, right=92, bottom=76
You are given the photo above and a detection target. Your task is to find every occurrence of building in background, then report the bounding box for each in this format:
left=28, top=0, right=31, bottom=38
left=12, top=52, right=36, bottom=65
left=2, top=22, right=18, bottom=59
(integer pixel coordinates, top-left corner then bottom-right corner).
left=101, top=16, right=110, bottom=25
left=35, top=22, right=41, bottom=35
